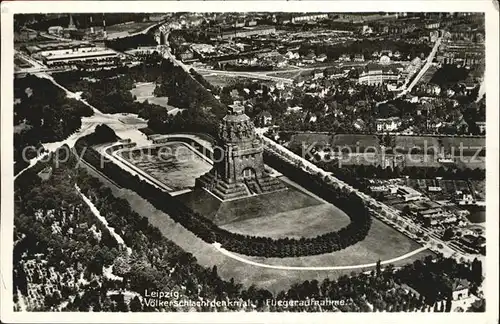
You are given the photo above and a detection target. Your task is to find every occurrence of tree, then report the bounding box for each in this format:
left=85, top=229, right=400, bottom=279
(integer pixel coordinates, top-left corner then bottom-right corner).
left=376, top=259, right=381, bottom=277
left=471, top=258, right=483, bottom=285
left=445, top=296, right=452, bottom=312
left=442, top=228, right=454, bottom=241
left=129, top=296, right=142, bottom=312
left=115, top=294, right=129, bottom=312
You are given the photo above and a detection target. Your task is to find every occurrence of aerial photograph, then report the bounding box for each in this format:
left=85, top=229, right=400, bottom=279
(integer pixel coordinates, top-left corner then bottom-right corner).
left=10, top=11, right=488, bottom=313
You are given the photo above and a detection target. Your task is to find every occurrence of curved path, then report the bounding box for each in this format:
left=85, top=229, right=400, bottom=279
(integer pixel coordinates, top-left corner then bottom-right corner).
left=213, top=242, right=428, bottom=271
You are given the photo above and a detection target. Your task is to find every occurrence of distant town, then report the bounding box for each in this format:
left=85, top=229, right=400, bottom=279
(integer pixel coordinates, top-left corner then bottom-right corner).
left=12, top=12, right=486, bottom=314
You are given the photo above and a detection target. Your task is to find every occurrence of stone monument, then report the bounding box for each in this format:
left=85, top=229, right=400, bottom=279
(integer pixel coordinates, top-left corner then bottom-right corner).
left=196, top=103, right=286, bottom=200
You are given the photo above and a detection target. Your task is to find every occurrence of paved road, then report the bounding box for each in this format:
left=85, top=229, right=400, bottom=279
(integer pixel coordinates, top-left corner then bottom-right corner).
left=400, top=36, right=443, bottom=96
left=213, top=243, right=429, bottom=271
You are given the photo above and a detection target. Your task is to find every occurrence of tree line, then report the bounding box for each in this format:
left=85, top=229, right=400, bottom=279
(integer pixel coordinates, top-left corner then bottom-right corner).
left=298, top=38, right=432, bottom=62
left=75, top=131, right=372, bottom=258
left=312, top=159, right=486, bottom=182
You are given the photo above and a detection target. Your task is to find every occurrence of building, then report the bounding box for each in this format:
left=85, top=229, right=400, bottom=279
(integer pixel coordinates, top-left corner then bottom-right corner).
left=375, top=117, right=402, bottom=132
left=178, top=48, right=194, bottom=62
left=302, top=53, right=316, bottom=64
left=338, top=54, right=351, bottom=62
left=353, top=54, right=365, bottom=62
left=257, top=111, right=273, bottom=126
left=357, top=63, right=402, bottom=85
left=451, top=279, right=470, bottom=300
left=313, top=69, right=323, bottom=79
left=424, top=20, right=441, bottom=29
left=47, top=26, right=64, bottom=36
left=291, top=13, right=328, bottom=24
left=475, top=121, right=486, bottom=133
left=418, top=208, right=457, bottom=226
left=459, top=234, right=484, bottom=253
left=315, top=53, right=327, bottom=62
left=39, top=46, right=119, bottom=66
left=195, top=103, right=286, bottom=200
left=397, top=186, right=423, bottom=202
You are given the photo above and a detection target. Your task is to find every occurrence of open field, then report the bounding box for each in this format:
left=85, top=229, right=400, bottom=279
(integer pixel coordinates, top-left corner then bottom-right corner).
left=220, top=203, right=350, bottom=239
left=130, top=82, right=173, bottom=110
left=119, top=142, right=212, bottom=191
left=84, top=162, right=433, bottom=293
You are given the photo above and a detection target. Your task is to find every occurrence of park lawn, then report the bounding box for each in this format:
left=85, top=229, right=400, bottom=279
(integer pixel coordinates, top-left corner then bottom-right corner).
left=82, top=162, right=434, bottom=294
left=181, top=181, right=322, bottom=225
left=220, top=203, right=350, bottom=239
left=215, top=186, right=322, bottom=225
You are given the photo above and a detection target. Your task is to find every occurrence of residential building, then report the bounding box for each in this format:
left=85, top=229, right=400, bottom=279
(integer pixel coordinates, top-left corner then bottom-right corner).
left=424, top=20, right=441, bottom=29
left=338, top=54, right=351, bottom=62
left=451, top=279, right=470, bottom=300
left=257, top=110, right=273, bottom=126
left=291, top=13, right=328, bottom=24
left=427, top=186, right=442, bottom=192
left=313, top=70, right=323, bottom=79
left=375, top=117, right=402, bottom=132
left=475, top=121, right=486, bottom=133
left=302, top=53, right=316, bottom=64
left=315, top=53, right=327, bottom=62
left=353, top=54, right=365, bottom=62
